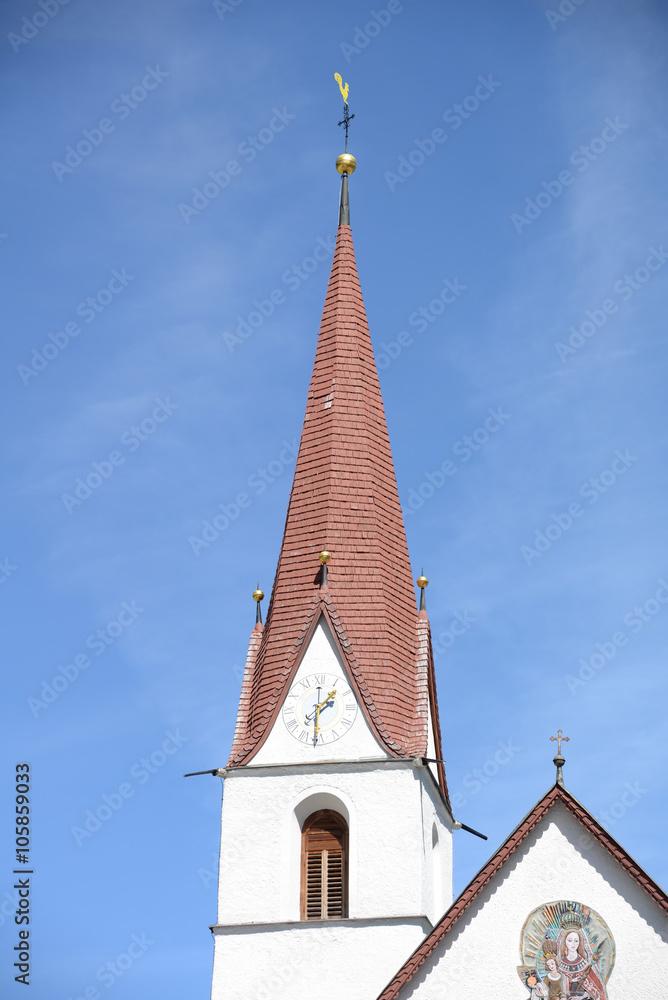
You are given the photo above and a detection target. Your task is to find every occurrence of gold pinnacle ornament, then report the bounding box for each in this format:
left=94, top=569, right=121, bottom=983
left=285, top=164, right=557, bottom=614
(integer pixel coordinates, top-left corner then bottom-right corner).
left=252, top=584, right=264, bottom=625
left=417, top=569, right=428, bottom=612
left=336, top=153, right=357, bottom=175
left=319, top=549, right=330, bottom=587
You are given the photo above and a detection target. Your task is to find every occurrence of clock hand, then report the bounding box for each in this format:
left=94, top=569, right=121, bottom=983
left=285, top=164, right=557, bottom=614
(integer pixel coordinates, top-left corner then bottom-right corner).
left=305, top=688, right=328, bottom=724
left=313, top=691, right=337, bottom=737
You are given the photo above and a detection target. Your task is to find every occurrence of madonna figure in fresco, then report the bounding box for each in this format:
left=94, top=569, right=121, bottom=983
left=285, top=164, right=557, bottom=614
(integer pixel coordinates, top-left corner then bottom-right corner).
left=556, top=926, right=608, bottom=999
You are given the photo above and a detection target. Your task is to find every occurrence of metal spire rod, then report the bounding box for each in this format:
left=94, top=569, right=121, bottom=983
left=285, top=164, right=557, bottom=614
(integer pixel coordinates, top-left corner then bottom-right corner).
left=338, top=102, right=355, bottom=152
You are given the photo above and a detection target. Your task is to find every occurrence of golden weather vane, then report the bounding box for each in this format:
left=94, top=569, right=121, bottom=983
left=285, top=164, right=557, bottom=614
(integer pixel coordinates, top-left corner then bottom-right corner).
left=334, top=72, right=355, bottom=153
left=334, top=72, right=349, bottom=104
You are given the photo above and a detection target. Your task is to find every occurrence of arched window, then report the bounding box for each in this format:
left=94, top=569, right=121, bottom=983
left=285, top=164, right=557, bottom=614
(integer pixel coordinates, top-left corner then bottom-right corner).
left=300, top=809, right=348, bottom=920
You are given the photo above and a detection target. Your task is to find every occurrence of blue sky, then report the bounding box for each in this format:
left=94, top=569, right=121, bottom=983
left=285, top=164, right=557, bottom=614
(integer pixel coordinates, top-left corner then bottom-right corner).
left=2, top=0, right=668, bottom=996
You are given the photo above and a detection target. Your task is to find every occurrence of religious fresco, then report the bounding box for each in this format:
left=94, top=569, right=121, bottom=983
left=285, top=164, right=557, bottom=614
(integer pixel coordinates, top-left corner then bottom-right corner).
left=517, top=900, right=615, bottom=999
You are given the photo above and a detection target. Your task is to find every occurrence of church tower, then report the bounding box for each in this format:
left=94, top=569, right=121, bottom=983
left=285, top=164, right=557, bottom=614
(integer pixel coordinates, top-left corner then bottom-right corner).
left=210, top=100, right=455, bottom=1000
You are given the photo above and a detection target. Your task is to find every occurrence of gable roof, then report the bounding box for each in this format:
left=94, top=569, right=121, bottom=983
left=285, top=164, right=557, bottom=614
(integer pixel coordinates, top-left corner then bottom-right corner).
left=227, top=213, right=449, bottom=795
left=376, top=782, right=668, bottom=1000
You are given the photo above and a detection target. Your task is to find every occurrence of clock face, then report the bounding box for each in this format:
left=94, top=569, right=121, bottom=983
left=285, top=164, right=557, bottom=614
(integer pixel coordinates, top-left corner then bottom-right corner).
left=282, top=672, right=358, bottom=745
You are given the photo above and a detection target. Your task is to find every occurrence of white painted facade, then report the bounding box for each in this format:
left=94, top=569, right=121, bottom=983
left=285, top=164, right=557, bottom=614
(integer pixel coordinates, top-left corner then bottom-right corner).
left=394, top=801, right=668, bottom=1000
left=211, top=620, right=454, bottom=1000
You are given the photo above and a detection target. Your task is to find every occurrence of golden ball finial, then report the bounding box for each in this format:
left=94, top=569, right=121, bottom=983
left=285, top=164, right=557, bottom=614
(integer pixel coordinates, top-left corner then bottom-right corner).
left=336, top=153, right=356, bottom=175
left=319, top=550, right=331, bottom=564
left=417, top=573, right=429, bottom=589
left=252, top=587, right=264, bottom=602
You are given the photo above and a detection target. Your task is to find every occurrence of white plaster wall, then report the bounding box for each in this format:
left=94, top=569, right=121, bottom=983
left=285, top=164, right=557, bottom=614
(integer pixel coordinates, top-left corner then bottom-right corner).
left=211, top=918, right=429, bottom=1000
left=417, top=772, right=453, bottom=925
left=252, top=620, right=387, bottom=766
left=216, top=763, right=451, bottom=925
left=215, top=620, right=455, bottom=1000
left=396, top=802, right=668, bottom=1000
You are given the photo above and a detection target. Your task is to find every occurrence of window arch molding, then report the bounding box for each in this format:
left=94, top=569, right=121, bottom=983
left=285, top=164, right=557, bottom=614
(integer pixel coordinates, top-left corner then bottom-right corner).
left=294, top=790, right=351, bottom=830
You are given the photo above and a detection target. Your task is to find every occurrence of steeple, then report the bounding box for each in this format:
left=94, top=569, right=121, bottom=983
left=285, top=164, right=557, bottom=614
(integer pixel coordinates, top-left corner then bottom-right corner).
left=228, top=108, right=448, bottom=803
left=211, top=93, right=454, bottom=1000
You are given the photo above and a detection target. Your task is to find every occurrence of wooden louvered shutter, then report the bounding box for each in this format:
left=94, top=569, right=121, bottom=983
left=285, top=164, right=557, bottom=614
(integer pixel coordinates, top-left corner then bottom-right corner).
left=301, top=810, right=348, bottom=919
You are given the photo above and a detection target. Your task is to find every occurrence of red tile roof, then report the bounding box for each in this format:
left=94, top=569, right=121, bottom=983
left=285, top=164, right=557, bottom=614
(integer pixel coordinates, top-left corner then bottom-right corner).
left=376, top=782, right=668, bottom=1000
left=227, top=222, right=448, bottom=794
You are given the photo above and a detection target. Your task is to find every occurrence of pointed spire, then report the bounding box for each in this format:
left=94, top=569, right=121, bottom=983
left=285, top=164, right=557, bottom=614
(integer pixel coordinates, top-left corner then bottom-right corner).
left=226, top=93, right=448, bottom=791
left=230, top=208, right=426, bottom=762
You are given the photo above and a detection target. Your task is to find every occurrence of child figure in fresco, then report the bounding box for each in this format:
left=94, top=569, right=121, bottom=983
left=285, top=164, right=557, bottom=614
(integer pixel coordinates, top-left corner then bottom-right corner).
left=532, top=940, right=567, bottom=999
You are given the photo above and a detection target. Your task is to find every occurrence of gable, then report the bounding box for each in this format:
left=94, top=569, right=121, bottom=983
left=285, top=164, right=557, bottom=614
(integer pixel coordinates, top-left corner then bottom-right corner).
left=251, top=618, right=388, bottom=765
left=379, top=788, right=668, bottom=999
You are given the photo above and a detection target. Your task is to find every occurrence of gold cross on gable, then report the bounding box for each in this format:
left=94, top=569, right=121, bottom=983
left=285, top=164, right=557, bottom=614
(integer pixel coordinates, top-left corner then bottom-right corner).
left=550, top=730, right=570, bottom=755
